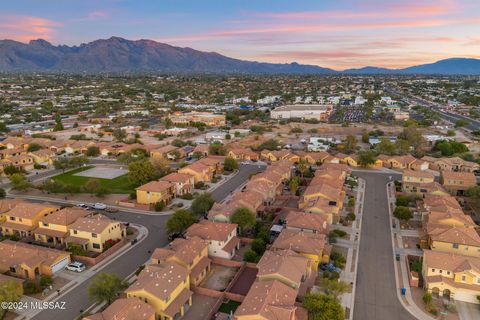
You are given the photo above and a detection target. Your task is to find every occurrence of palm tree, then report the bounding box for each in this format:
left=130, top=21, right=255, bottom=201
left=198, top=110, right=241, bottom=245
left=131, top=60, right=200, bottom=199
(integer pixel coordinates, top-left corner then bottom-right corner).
left=298, top=159, right=307, bottom=180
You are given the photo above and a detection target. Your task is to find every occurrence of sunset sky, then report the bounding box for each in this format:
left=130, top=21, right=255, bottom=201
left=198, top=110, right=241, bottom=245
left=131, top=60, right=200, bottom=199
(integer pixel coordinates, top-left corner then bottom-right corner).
left=1, top=0, right=479, bottom=70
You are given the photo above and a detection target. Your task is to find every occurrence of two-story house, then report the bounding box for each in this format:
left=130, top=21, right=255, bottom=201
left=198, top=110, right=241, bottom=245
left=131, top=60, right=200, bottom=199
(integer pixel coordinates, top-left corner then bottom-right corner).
left=0, top=202, right=60, bottom=238
left=150, top=236, right=211, bottom=286
left=65, top=214, right=125, bottom=253
left=185, top=220, right=240, bottom=259
left=85, top=298, right=156, bottom=320
left=34, top=207, right=89, bottom=246
left=159, top=172, right=195, bottom=196
left=136, top=180, right=176, bottom=205
left=423, top=250, right=480, bottom=303
left=125, top=263, right=193, bottom=320
left=440, top=171, right=477, bottom=196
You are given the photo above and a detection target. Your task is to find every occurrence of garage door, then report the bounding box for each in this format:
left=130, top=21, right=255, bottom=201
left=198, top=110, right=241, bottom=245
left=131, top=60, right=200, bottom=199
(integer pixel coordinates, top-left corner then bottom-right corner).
left=454, top=291, right=477, bottom=304
left=51, top=257, right=70, bottom=273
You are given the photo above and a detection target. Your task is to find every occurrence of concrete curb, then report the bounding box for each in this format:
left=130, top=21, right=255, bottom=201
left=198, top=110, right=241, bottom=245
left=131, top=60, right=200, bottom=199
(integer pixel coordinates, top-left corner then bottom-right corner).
left=385, top=182, right=435, bottom=320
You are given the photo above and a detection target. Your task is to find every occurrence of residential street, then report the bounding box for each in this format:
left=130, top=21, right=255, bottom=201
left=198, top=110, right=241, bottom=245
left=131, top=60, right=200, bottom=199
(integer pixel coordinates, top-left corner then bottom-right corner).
left=211, top=163, right=266, bottom=202
left=352, top=171, right=415, bottom=320
left=26, top=163, right=264, bottom=320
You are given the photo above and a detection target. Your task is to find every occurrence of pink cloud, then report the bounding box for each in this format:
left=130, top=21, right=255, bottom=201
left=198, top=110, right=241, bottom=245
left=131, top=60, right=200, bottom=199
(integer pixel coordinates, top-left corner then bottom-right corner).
left=0, top=15, right=61, bottom=42
left=87, top=10, right=109, bottom=19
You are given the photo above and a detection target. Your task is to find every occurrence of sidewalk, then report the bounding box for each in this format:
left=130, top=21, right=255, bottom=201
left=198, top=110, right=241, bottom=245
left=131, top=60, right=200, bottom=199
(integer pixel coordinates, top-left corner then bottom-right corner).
left=386, top=182, right=435, bottom=320
left=8, top=193, right=174, bottom=216
left=340, top=178, right=365, bottom=320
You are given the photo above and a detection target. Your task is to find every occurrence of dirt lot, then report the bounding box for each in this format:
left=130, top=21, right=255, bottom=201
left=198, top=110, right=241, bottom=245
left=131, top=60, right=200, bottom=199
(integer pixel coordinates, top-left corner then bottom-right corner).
left=200, top=265, right=238, bottom=291
left=182, top=294, right=219, bottom=320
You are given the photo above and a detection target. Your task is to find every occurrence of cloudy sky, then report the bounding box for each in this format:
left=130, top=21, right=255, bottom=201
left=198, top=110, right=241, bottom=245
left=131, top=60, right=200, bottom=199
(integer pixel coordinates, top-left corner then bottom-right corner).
left=1, top=0, right=479, bottom=70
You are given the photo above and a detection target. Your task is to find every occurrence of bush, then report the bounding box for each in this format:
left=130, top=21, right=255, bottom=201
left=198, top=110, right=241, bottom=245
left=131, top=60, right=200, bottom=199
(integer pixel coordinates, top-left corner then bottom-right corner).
left=24, top=280, right=42, bottom=294
left=180, top=193, right=193, bottom=200
left=330, top=252, right=346, bottom=269
left=40, top=275, right=53, bottom=288
left=395, top=195, right=409, bottom=207
left=251, top=238, right=266, bottom=255
left=154, top=202, right=165, bottom=212
left=346, top=212, right=356, bottom=221
left=426, top=304, right=438, bottom=316
left=129, top=191, right=137, bottom=200
left=348, top=197, right=355, bottom=207
left=243, top=249, right=259, bottom=263
left=394, top=206, right=413, bottom=221
left=0, top=188, right=5, bottom=199
left=422, top=292, right=432, bottom=305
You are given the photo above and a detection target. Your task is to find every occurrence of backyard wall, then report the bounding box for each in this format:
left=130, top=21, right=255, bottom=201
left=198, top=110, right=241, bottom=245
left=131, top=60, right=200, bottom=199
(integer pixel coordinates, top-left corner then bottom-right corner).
left=72, top=238, right=127, bottom=266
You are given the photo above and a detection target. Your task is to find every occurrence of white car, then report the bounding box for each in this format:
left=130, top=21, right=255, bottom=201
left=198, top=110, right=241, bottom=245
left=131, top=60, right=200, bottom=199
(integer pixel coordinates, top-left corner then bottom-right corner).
left=92, top=203, right=107, bottom=210
left=66, top=262, right=86, bottom=272
left=75, top=203, right=88, bottom=208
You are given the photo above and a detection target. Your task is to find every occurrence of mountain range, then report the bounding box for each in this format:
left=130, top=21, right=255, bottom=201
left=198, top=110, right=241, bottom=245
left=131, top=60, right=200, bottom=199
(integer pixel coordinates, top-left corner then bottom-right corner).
left=0, top=37, right=479, bottom=75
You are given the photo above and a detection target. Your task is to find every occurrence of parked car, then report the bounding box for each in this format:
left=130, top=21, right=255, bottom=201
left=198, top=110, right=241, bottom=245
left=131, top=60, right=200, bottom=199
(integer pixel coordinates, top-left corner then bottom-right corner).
left=105, top=207, right=119, bottom=213
left=168, top=232, right=183, bottom=241
left=395, top=253, right=400, bottom=261
left=320, top=263, right=342, bottom=274
left=121, top=221, right=130, bottom=227
left=92, top=203, right=107, bottom=210
left=66, top=262, right=86, bottom=273
left=75, top=203, right=88, bottom=208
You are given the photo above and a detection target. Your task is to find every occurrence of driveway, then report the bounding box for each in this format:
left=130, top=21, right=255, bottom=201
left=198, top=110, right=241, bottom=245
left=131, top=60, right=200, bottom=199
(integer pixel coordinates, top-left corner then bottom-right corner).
left=352, top=171, right=415, bottom=320
left=457, top=301, right=480, bottom=320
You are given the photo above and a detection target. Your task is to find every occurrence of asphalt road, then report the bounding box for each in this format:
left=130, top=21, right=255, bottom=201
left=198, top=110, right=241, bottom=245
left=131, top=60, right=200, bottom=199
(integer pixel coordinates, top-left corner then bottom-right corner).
left=210, top=163, right=266, bottom=202
left=352, top=171, right=415, bottom=320
left=29, top=163, right=264, bottom=320
left=385, top=86, right=480, bottom=131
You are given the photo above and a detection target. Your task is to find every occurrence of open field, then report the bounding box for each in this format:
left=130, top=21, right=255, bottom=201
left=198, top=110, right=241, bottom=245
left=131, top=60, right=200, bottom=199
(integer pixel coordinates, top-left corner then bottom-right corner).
left=52, top=166, right=135, bottom=194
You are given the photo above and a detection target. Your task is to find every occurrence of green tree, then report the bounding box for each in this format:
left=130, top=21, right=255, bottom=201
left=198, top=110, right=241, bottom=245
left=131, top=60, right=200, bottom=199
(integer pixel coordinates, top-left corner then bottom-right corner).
left=361, top=131, right=369, bottom=143
left=302, top=293, right=344, bottom=320
left=394, top=139, right=411, bottom=155
left=343, top=135, right=357, bottom=154
left=455, top=119, right=470, bottom=128
left=322, top=279, right=351, bottom=299
left=208, top=142, right=226, bottom=155
left=251, top=238, right=266, bottom=255
left=297, top=159, right=307, bottom=179
left=376, top=137, right=396, bottom=155
left=113, top=128, right=127, bottom=142
left=164, top=118, right=173, bottom=129
left=9, top=173, right=32, bottom=191
left=166, top=209, right=197, bottom=234
left=357, top=150, right=376, bottom=168
left=53, top=113, right=64, bottom=131
left=82, top=179, right=101, bottom=195
left=191, top=193, right=215, bottom=216
left=231, top=207, right=256, bottom=235
left=86, top=146, right=100, bottom=157
left=88, top=273, right=126, bottom=305
left=0, top=280, right=23, bottom=319
left=224, top=156, right=239, bottom=172
left=467, top=186, right=480, bottom=199
left=446, top=129, right=456, bottom=137
left=128, top=160, right=156, bottom=186
left=289, top=176, right=300, bottom=195
left=394, top=206, right=413, bottom=221
left=243, top=249, right=260, bottom=263
left=422, top=292, right=432, bottom=305
left=27, top=143, right=43, bottom=152
left=257, top=139, right=279, bottom=151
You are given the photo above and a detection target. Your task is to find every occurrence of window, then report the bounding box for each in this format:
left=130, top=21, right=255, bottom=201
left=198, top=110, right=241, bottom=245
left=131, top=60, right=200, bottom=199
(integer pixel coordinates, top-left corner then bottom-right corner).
left=9, top=267, right=16, bottom=273
left=477, top=278, right=480, bottom=284
left=92, top=233, right=97, bottom=238
left=92, top=243, right=100, bottom=249
left=43, top=223, right=49, bottom=227
left=439, top=270, right=443, bottom=274
left=465, top=246, right=469, bottom=251
left=9, top=217, right=15, bottom=221
left=452, top=243, right=459, bottom=249
left=447, top=271, right=450, bottom=275
left=431, top=268, right=436, bottom=272
left=73, top=230, right=78, bottom=234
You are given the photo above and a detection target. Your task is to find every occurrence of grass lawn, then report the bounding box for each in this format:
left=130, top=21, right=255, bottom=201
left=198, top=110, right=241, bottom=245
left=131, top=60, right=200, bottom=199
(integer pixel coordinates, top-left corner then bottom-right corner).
left=218, top=300, right=241, bottom=314
left=52, top=166, right=136, bottom=194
